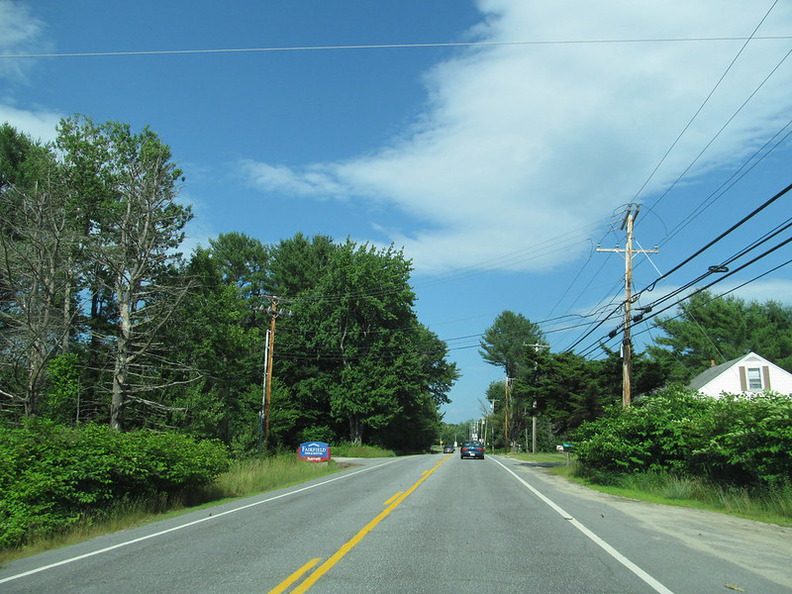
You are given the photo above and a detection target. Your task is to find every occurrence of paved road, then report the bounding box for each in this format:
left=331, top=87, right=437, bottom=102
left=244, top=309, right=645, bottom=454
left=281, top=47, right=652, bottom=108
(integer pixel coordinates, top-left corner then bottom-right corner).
left=1, top=454, right=789, bottom=593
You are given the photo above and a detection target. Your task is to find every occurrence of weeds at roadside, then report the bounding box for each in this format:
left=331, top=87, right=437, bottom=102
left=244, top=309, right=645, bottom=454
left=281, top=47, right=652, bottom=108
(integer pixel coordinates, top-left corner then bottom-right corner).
left=331, top=442, right=395, bottom=458
left=548, top=460, right=792, bottom=526
left=507, top=452, right=791, bottom=526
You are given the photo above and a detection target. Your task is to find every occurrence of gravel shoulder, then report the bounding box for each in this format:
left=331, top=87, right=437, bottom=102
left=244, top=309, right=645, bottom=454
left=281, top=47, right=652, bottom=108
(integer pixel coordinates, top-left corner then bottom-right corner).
left=523, top=462, right=792, bottom=590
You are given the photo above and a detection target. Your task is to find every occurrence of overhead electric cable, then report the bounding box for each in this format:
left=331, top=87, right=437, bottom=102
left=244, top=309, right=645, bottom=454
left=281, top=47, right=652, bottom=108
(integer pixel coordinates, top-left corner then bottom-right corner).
left=659, top=119, right=792, bottom=247
left=630, top=255, right=792, bottom=343
left=577, top=233, right=792, bottom=356
left=544, top=247, right=594, bottom=319
left=4, top=35, right=792, bottom=60
left=628, top=0, right=779, bottom=205
left=641, top=180, right=792, bottom=294
left=562, top=296, right=626, bottom=353
left=645, top=45, right=792, bottom=214
left=282, top=222, right=601, bottom=307
left=644, top=233, right=792, bottom=317
left=574, top=219, right=792, bottom=356
left=545, top=213, right=624, bottom=319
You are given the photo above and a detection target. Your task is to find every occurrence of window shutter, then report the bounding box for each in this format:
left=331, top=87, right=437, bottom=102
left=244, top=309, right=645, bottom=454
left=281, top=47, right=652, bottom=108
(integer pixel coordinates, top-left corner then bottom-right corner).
left=739, top=366, right=747, bottom=391
left=762, top=366, right=771, bottom=390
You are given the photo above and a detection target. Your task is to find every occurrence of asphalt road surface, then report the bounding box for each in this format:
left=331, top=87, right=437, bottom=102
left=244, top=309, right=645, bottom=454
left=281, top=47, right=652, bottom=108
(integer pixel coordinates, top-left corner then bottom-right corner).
left=1, top=454, right=790, bottom=593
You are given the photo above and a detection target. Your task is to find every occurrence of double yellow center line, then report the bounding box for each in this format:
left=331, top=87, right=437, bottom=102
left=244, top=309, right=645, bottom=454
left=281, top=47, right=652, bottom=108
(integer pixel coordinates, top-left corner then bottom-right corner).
left=270, top=455, right=450, bottom=593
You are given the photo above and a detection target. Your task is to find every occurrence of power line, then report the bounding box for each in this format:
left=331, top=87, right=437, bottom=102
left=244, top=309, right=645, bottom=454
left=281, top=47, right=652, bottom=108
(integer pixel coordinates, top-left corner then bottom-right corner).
left=630, top=254, right=792, bottom=343
left=557, top=206, right=646, bottom=352
left=545, top=211, right=625, bottom=319
left=570, top=201, right=792, bottom=357
left=576, top=231, right=792, bottom=357
left=640, top=180, right=792, bottom=295
left=562, top=295, right=626, bottom=354
left=657, top=118, right=792, bottom=248
left=638, top=234, right=792, bottom=323
left=4, top=35, right=792, bottom=60
left=273, top=221, right=602, bottom=307
left=413, top=221, right=603, bottom=288
left=644, top=44, right=792, bottom=215
left=627, top=0, right=780, bottom=206
left=574, top=121, right=792, bottom=350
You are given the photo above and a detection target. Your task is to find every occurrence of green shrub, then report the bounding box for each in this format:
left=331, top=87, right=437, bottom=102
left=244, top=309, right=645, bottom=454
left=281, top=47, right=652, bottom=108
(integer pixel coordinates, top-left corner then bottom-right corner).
left=691, top=393, right=792, bottom=487
left=574, top=388, right=792, bottom=490
left=0, top=420, right=229, bottom=549
left=574, top=388, right=713, bottom=476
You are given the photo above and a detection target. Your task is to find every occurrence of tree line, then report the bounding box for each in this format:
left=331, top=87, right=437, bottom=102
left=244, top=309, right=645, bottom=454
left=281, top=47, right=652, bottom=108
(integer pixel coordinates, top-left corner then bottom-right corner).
left=477, top=292, right=792, bottom=448
left=0, top=117, right=458, bottom=454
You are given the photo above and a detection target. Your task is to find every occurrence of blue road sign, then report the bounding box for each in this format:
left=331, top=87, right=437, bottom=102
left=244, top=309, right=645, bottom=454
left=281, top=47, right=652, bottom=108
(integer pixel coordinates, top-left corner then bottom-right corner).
left=298, top=441, right=331, bottom=462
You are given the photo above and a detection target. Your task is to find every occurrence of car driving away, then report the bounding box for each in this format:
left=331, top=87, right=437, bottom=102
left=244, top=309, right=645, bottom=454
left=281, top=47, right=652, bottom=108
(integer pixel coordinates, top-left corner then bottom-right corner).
left=442, top=444, right=455, bottom=453
left=460, top=441, right=485, bottom=459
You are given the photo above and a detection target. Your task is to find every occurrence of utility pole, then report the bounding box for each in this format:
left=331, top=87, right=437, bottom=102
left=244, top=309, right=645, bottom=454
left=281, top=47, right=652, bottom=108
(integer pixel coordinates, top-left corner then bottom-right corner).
left=503, top=377, right=510, bottom=451
left=526, top=342, right=549, bottom=454
left=596, top=205, right=658, bottom=407
left=488, top=399, right=498, bottom=452
left=260, top=296, right=285, bottom=451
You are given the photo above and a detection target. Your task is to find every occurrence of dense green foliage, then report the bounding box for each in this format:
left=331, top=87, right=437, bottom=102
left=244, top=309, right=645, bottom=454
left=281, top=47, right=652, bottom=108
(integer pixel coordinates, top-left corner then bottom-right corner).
left=0, top=121, right=457, bottom=454
left=478, top=294, right=791, bottom=451
left=479, top=310, right=545, bottom=378
left=515, top=349, right=665, bottom=436
left=648, top=291, right=792, bottom=382
left=574, top=388, right=792, bottom=488
left=0, top=420, right=229, bottom=548
left=0, top=117, right=192, bottom=429
left=439, top=420, right=474, bottom=446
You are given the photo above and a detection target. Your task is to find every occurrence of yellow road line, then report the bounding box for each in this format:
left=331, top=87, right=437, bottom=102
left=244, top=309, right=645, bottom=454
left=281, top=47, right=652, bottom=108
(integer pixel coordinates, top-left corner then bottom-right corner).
left=384, top=491, right=403, bottom=507
left=269, top=557, right=321, bottom=594
left=292, top=456, right=450, bottom=593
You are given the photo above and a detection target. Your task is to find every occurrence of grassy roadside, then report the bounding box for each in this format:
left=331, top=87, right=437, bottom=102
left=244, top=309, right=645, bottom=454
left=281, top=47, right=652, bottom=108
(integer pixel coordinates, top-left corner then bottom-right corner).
left=331, top=443, right=396, bottom=458
left=507, top=452, right=792, bottom=527
left=0, top=453, right=344, bottom=566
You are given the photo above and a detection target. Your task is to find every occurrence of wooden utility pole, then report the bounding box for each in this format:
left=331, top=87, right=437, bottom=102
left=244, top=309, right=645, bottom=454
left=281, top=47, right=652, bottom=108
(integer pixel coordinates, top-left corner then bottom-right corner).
left=260, top=296, right=284, bottom=451
left=526, top=342, right=549, bottom=453
left=596, top=205, right=658, bottom=407
left=503, top=377, right=511, bottom=450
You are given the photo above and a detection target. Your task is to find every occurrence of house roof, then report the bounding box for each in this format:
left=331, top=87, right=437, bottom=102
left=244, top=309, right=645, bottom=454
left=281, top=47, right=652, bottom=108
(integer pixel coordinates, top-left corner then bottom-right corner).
left=687, top=355, right=744, bottom=391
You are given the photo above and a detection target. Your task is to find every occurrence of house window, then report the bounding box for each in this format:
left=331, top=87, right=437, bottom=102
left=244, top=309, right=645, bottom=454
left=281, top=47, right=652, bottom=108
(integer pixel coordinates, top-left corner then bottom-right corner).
left=747, top=367, right=762, bottom=390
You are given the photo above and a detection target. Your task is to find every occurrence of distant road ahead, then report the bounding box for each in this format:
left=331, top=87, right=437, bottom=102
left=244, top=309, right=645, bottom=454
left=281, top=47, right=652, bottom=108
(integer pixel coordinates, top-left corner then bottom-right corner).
left=1, top=454, right=789, bottom=593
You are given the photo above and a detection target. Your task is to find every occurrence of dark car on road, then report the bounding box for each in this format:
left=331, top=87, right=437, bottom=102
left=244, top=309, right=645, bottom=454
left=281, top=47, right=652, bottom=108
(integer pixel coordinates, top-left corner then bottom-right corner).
left=460, top=441, right=485, bottom=459
left=442, top=444, right=455, bottom=453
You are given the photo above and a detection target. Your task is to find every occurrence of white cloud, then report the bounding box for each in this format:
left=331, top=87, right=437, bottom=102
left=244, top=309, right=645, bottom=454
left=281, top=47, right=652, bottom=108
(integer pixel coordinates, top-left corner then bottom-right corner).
left=0, top=1, right=41, bottom=46
left=0, top=3, right=60, bottom=140
left=240, top=160, right=345, bottom=198
left=0, top=103, right=61, bottom=142
left=724, top=278, right=792, bottom=306
left=0, top=0, right=47, bottom=81
left=243, top=0, right=792, bottom=273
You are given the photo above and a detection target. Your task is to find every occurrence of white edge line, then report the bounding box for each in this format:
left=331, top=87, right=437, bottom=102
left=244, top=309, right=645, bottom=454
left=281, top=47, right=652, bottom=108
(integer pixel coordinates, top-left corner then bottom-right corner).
left=489, top=456, right=675, bottom=594
left=0, top=458, right=402, bottom=585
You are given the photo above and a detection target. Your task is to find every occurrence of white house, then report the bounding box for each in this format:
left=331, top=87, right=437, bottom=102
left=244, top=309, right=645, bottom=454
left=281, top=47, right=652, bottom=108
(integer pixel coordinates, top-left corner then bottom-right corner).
left=688, top=351, right=792, bottom=398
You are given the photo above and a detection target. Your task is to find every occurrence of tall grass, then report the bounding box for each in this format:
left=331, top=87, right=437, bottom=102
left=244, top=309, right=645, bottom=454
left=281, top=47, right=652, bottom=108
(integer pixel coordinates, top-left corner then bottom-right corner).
left=205, top=455, right=338, bottom=499
left=330, top=442, right=395, bottom=458
left=510, top=452, right=572, bottom=465
left=562, top=463, right=792, bottom=526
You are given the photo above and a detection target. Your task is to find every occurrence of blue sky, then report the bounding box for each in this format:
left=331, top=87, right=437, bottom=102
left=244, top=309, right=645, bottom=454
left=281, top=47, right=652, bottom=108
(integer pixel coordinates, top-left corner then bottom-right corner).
left=2, top=0, right=792, bottom=423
